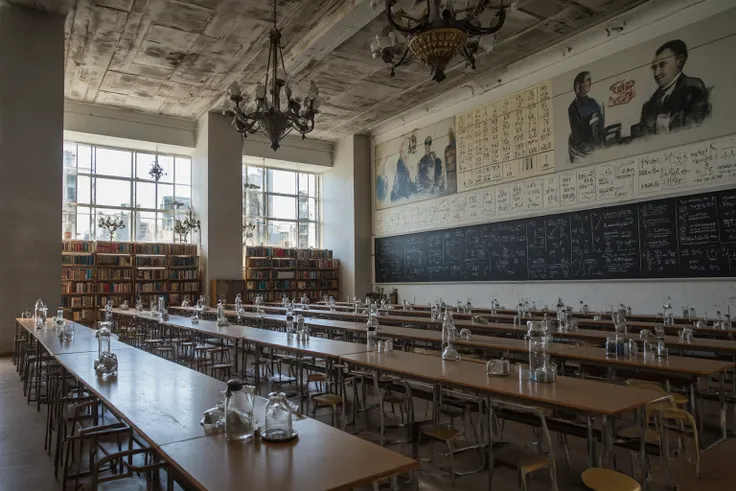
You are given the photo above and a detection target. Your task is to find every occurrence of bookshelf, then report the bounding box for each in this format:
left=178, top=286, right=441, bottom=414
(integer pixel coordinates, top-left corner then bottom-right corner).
left=244, top=247, right=339, bottom=302
left=60, top=241, right=201, bottom=322
left=169, top=243, right=200, bottom=306
left=61, top=240, right=97, bottom=325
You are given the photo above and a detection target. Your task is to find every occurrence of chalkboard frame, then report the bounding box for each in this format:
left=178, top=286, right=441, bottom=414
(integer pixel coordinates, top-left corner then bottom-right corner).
left=374, top=187, right=736, bottom=284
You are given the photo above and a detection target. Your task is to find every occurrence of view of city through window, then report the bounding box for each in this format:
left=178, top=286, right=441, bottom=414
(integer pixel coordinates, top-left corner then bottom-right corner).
left=62, top=142, right=193, bottom=242
left=243, top=159, right=320, bottom=250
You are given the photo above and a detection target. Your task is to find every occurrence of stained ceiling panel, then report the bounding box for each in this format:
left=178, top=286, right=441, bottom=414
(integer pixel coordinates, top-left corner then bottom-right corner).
left=52, top=0, right=653, bottom=139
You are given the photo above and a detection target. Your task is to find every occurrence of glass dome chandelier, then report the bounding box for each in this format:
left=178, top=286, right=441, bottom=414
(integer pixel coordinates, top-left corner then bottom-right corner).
left=224, top=0, right=320, bottom=150
left=370, top=0, right=509, bottom=83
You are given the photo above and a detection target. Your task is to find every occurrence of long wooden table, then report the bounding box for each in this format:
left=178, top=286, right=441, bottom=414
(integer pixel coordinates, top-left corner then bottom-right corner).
left=21, top=319, right=417, bottom=490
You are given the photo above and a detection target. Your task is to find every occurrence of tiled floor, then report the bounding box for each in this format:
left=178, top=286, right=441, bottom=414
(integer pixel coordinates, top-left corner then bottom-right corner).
left=2, top=355, right=735, bottom=491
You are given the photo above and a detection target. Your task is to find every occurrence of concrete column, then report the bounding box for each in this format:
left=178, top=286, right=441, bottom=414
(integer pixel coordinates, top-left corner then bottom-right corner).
left=192, top=112, right=244, bottom=293
left=323, top=135, right=372, bottom=300
left=0, top=2, right=64, bottom=353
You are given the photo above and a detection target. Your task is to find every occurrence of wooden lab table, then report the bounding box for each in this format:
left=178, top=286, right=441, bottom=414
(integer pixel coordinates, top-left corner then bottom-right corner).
left=53, top=343, right=416, bottom=490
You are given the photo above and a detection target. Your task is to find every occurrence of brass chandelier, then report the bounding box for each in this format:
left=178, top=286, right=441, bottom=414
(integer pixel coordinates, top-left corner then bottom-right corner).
left=370, top=0, right=509, bottom=83
left=224, top=0, right=320, bottom=150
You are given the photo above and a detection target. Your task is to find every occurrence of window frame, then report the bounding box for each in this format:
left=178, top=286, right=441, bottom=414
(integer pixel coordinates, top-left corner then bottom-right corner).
left=242, top=162, right=321, bottom=251
left=62, top=142, right=193, bottom=243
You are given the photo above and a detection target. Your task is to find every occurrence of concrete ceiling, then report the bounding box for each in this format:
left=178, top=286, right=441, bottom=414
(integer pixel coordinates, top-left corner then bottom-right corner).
left=22, top=0, right=651, bottom=141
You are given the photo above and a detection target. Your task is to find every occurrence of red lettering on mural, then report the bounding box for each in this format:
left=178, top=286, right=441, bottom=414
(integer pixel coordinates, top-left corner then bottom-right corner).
left=608, top=79, right=636, bottom=107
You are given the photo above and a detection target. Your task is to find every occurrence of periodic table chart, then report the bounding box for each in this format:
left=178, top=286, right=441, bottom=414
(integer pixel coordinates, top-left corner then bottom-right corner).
left=455, top=80, right=555, bottom=193
left=375, top=134, right=736, bottom=237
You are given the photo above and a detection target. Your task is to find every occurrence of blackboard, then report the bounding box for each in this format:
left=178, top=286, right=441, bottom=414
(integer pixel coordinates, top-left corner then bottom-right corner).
left=374, top=188, right=736, bottom=283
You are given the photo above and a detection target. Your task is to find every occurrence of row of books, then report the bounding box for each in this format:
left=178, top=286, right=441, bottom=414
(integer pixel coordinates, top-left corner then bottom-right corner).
left=170, top=256, right=198, bottom=267
left=98, top=283, right=133, bottom=293
left=170, top=282, right=199, bottom=292
left=170, top=270, right=199, bottom=280
left=62, top=255, right=95, bottom=265
left=62, top=268, right=94, bottom=280
left=62, top=283, right=95, bottom=294
left=62, top=296, right=96, bottom=308
left=245, top=246, right=333, bottom=259
left=136, top=257, right=167, bottom=267
left=62, top=240, right=93, bottom=253
left=136, top=270, right=167, bottom=280
left=98, top=270, right=133, bottom=280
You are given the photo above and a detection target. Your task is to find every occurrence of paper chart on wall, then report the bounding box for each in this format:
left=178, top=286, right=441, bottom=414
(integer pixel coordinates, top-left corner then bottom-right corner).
left=455, top=80, right=555, bottom=193
left=374, top=134, right=736, bottom=237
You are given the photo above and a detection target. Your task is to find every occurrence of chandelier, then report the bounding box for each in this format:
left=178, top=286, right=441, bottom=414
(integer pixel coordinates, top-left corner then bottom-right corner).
left=224, top=0, right=320, bottom=150
left=148, top=150, right=166, bottom=181
left=370, top=0, right=508, bottom=83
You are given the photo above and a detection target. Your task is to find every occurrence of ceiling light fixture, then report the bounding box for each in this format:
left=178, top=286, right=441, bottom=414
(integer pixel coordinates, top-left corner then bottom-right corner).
left=224, top=0, right=320, bottom=150
left=370, top=0, right=508, bottom=83
left=148, top=147, right=166, bottom=181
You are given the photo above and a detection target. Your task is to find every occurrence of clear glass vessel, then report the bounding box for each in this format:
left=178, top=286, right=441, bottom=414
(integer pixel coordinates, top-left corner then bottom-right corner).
left=366, top=314, right=378, bottom=349
left=263, top=392, right=293, bottom=440
left=224, top=379, right=255, bottom=442
left=94, top=322, right=117, bottom=376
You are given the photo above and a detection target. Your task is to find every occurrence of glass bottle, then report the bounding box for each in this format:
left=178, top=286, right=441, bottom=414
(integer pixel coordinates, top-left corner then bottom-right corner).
left=526, top=320, right=549, bottom=373
left=366, top=314, right=378, bottom=349
left=263, top=392, right=293, bottom=440
left=94, top=322, right=118, bottom=376
left=217, top=300, right=228, bottom=327
left=34, top=298, right=47, bottom=329
left=285, top=314, right=295, bottom=339
left=441, top=309, right=459, bottom=361
left=224, top=379, right=255, bottom=442
left=296, top=314, right=307, bottom=340
left=329, top=296, right=335, bottom=311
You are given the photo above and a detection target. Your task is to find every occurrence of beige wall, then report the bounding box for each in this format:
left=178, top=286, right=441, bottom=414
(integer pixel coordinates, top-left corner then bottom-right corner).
left=0, top=3, right=65, bottom=352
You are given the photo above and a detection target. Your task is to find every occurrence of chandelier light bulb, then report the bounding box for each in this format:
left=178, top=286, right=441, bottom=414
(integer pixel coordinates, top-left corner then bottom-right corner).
left=255, top=82, right=266, bottom=100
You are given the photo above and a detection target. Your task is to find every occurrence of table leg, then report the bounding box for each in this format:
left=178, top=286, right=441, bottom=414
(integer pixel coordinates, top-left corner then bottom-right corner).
left=586, top=416, right=596, bottom=469
left=660, top=410, right=672, bottom=489
left=234, top=339, right=239, bottom=375
left=299, top=357, right=305, bottom=414
left=487, top=396, right=495, bottom=491
left=638, top=407, right=648, bottom=491
left=254, top=345, right=261, bottom=392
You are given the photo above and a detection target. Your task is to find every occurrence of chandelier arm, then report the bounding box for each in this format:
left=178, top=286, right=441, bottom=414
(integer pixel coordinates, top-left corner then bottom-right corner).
left=392, top=44, right=412, bottom=71
left=463, top=8, right=506, bottom=36
left=385, top=0, right=425, bottom=33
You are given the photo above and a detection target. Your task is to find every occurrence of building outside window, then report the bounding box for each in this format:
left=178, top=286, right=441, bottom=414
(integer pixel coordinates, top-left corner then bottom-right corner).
left=243, top=157, right=321, bottom=250
left=62, top=142, right=193, bottom=242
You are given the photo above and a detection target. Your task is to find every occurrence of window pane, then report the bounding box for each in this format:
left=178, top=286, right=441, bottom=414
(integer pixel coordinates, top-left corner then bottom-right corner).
left=96, top=148, right=132, bottom=178
left=75, top=206, right=92, bottom=241
left=135, top=211, right=156, bottom=242
left=267, top=169, right=296, bottom=194
left=174, top=157, right=191, bottom=185
left=266, top=220, right=297, bottom=248
left=175, top=185, right=191, bottom=201
left=245, top=190, right=263, bottom=218
left=309, top=174, right=317, bottom=198
left=78, top=145, right=92, bottom=172
left=298, top=222, right=317, bottom=248
left=299, top=173, right=308, bottom=195
left=158, top=184, right=174, bottom=211
left=298, top=196, right=317, bottom=220
left=245, top=166, right=264, bottom=191
left=77, top=175, right=91, bottom=204
left=267, top=195, right=297, bottom=220
left=95, top=178, right=130, bottom=207
left=136, top=153, right=173, bottom=183
left=157, top=212, right=173, bottom=242
left=243, top=218, right=265, bottom=247
left=135, top=181, right=156, bottom=209
left=95, top=209, right=130, bottom=242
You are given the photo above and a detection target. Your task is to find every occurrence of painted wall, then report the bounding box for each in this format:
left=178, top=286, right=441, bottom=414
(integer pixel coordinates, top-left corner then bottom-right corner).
left=0, top=4, right=64, bottom=352
left=323, top=135, right=372, bottom=300
left=372, top=6, right=736, bottom=316
left=192, top=113, right=244, bottom=292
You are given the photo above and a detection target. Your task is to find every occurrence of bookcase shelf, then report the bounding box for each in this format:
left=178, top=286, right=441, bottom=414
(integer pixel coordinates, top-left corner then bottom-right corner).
left=61, top=240, right=201, bottom=322
left=243, top=247, right=339, bottom=303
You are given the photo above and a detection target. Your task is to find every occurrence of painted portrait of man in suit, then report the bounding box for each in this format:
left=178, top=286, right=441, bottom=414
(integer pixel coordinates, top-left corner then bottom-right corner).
left=635, top=39, right=711, bottom=136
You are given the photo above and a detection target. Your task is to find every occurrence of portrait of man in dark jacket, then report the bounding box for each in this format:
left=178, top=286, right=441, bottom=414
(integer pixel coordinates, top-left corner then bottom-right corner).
left=635, top=39, right=711, bottom=136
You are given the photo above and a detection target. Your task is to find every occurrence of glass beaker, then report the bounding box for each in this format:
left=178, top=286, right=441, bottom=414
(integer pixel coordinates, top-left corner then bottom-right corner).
left=263, top=392, right=293, bottom=440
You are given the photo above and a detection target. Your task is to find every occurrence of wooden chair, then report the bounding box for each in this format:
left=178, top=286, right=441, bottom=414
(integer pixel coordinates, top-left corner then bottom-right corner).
left=581, top=468, right=641, bottom=491
left=491, top=400, right=559, bottom=491
left=88, top=446, right=172, bottom=491
left=311, top=364, right=353, bottom=428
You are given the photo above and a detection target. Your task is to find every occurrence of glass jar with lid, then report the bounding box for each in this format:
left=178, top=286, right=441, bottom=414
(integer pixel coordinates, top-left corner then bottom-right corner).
left=366, top=314, right=379, bottom=349
left=262, top=392, right=295, bottom=441
left=224, top=379, right=255, bottom=442
left=526, top=320, right=549, bottom=373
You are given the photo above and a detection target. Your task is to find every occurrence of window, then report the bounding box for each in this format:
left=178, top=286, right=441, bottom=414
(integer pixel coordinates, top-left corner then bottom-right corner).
left=243, top=159, right=321, bottom=250
left=62, top=142, right=193, bottom=242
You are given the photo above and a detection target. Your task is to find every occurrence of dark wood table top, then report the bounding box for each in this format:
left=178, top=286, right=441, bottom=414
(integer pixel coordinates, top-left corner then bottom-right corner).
left=55, top=349, right=227, bottom=447
left=440, top=363, right=661, bottom=416
left=17, top=319, right=132, bottom=355
left=159, top=417, right=418, bottom=491
left=561, top=345, right=733, bottom=377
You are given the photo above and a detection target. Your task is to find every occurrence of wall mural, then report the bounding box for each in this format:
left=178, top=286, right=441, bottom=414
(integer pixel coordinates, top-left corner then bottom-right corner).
left=374, top=118, right=457, bottom=210
left=373, top=10, right=736, bottom=215
left=564, top=38, right=713, bottom=165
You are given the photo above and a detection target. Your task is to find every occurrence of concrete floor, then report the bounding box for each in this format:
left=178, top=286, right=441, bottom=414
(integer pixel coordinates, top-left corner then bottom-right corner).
left=2, top=356, right=735, bottom=491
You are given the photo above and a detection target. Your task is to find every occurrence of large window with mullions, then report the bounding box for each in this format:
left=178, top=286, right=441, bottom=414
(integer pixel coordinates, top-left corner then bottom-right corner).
left=62, top=142, right=193, bottom=242
left=242, top=157, right=321, bottom=250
